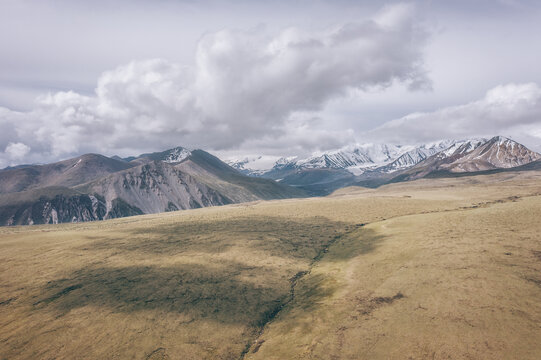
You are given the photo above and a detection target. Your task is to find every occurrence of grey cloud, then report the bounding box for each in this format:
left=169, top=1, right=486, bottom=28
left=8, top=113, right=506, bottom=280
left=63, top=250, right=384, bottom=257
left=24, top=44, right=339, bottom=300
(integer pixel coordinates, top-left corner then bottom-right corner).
left=366, top=83, right=541, bottom=147
left=0, top=3, right=430, bottom=167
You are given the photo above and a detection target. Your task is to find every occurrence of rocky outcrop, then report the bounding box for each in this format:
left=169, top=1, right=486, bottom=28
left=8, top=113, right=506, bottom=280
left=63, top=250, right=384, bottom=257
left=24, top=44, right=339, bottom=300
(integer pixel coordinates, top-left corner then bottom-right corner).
left=0, top=193, right=150, bottom=226
left=0, top=194, right=103, bottom=226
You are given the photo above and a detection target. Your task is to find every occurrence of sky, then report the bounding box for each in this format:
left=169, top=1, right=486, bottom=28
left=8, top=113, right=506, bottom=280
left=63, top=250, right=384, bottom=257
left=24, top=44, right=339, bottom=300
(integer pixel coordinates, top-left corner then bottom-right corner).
left=1, top=0, right=541, bottom=167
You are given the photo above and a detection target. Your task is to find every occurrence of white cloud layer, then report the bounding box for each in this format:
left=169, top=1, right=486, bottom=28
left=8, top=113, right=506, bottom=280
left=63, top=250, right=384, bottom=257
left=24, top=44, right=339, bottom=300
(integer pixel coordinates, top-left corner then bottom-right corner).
left=367, top=82, right=541, bottom=149
left=0, top=4, right=430, bottom=167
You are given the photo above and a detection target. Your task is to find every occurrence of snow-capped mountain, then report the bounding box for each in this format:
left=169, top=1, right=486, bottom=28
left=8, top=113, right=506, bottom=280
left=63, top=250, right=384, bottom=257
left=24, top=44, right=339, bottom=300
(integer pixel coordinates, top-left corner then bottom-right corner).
left=441, top=136, right=541, bottom=172
left=377, top=140, right=457, bottom=173
left=394, top=136, right=541, bottom=182
left=226, top=155, right=283, bottom=176
left=229, top=140, right=467, bottom=177
left=297, top=150, right=371, bottom=169
left=228, top=144, right=403, bottom=177
left=226, top=136, right=541, bottom=195
left=295, top=143, right=402, bottom=174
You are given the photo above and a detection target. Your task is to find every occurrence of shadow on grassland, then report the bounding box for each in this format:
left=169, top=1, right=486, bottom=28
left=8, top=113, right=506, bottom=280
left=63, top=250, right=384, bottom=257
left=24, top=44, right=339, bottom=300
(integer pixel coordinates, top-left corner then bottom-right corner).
left=325, top=226, right=386, bottom=262
left=36, top=219, right=386, bottom=327
left=87, top=216, right=355, bottom=261
left=34, top=262, right=289, bottom=326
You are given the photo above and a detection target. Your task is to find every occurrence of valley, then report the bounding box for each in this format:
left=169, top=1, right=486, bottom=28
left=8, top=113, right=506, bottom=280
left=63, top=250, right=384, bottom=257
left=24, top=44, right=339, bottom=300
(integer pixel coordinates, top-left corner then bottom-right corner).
left=1, top=169, right=541, bottom=359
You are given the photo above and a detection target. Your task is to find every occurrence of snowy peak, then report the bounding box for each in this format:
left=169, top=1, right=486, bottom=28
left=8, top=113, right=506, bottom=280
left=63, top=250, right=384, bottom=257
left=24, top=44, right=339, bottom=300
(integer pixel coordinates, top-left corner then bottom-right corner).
left=263, top=140, right=460, bottom=175
left=297, top=150, right=372, bottom=169
left=439, top=138, right=486, bottom=158
left=273, top=143, right=406, bottom=175
left=159, top=147, right=192, bottom=163
left=227, top=157, right=256, bottom=170
left=274, top=156, right=298, bottom=168
left=228, top=136, right=541, bottom=189
left=226, top=155, right=283, bottom=175
left=384, top=149, right=430, bottom=172
left=129, top=146, right=192, bottom=165
left=381, top=140, right=456, bottom=173
left=442, top=136, right=541, bottom=172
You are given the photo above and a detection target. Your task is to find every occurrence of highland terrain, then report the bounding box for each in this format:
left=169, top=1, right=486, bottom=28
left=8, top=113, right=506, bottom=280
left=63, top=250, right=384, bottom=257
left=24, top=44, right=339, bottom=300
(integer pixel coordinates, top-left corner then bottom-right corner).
left=1, top=169, right=541, bottom=359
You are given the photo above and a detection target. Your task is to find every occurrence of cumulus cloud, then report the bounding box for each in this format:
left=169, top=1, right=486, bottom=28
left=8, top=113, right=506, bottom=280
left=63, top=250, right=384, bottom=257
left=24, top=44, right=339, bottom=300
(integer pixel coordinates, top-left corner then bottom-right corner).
left=0, top=3, right=430, bottom=167
left=4, top=142, right=30, bottom=163
left=366, top=82, right=541, bottom=147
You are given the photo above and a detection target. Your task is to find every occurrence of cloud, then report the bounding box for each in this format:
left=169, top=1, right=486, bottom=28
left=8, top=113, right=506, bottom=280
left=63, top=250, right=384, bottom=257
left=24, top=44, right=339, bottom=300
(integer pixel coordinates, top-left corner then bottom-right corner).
left=366, top=82, right=541, bottom=147
left=3, top=142, right=30, bottom=164
left=0, top=3, right=430, bottom=167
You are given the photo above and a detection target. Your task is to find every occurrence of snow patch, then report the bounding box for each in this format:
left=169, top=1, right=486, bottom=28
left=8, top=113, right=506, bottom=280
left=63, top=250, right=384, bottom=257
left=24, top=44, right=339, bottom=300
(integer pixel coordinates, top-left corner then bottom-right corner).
left=71, top=158, right=83, bottom=168
left=163, top=148, right=191, bottom=163
left=226, top=155, right=282, bottom=171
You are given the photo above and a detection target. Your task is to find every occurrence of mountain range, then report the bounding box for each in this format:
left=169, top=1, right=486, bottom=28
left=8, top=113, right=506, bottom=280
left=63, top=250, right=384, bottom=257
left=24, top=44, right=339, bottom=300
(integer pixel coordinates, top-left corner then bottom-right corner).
left=227, top=136, right=541, bottom=195
left=1, top=136, right=539, bottom=226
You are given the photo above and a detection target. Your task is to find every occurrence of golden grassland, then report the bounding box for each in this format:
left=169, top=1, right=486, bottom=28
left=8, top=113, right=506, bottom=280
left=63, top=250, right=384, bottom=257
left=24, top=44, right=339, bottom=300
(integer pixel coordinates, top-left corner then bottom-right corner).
left=1, top=171, right=541, bottom=359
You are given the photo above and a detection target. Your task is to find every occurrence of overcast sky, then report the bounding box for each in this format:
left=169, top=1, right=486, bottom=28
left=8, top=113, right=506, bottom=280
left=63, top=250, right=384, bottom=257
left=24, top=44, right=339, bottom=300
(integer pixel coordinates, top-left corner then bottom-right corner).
left=1, top=0, right=541, bottom=167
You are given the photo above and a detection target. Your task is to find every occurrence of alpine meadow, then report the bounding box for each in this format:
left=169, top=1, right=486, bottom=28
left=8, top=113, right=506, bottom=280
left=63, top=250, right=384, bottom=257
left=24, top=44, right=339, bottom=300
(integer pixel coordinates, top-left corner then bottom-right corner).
left=1, top=1, right=541, bottom=359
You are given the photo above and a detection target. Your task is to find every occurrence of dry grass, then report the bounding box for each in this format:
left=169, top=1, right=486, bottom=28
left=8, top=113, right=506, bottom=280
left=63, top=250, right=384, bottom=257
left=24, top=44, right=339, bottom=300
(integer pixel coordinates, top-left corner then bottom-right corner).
left=1, top=170, right=541, bottom=359
left=248, top=196, right=541, bottom=359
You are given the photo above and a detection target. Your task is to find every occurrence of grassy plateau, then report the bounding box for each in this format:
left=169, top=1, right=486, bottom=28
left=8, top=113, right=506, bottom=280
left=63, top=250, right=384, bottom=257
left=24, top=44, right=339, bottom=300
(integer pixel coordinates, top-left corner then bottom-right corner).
left=1, top=170, right=541, bottom=359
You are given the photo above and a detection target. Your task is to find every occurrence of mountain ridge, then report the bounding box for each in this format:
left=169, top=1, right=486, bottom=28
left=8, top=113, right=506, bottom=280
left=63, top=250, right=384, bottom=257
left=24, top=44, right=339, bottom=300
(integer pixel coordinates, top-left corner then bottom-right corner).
left=0, top=148, right=306, bottom=226
left=228, top=136, right=540, bottom=195
left=227, top=140, right=458, bottom=177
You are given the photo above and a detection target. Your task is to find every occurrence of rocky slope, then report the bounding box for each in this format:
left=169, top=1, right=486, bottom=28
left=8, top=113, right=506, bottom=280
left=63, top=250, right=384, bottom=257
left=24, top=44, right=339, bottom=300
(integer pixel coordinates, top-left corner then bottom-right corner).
left=178, top=150, right=305, bottom=202
left=0, top=187, right=106, bottom=226
left=77, top=161, right=232, bottom=216
left=0, top=148, right=305, bottom=226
